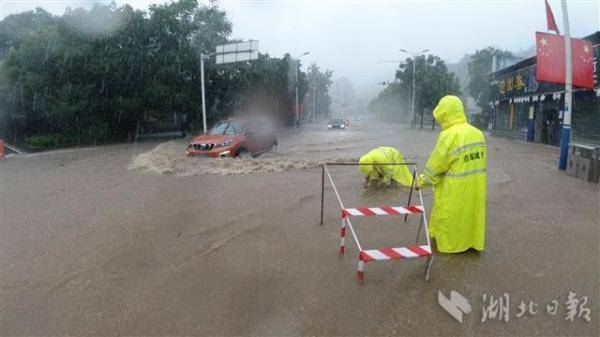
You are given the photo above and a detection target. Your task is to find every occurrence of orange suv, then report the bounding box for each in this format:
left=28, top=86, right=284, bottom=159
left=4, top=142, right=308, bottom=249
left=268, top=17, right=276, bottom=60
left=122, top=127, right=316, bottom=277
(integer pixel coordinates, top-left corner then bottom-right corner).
left=186, top=118, right=277, bottom=158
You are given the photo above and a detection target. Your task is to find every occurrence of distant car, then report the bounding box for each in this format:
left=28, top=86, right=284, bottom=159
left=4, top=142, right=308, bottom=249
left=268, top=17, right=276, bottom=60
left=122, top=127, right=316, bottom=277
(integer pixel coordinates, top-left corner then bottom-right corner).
left=327, top=119, right=347, bottom=130
left=187, top=118, right=277, bottom=158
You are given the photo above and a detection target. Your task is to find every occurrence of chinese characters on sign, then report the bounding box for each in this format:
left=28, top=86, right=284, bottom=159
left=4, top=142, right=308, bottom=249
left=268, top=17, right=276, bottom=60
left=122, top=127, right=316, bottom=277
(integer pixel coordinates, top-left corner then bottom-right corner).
left=492, top=66, right=554, bottom=99
left=497, top=72, right=533, bottom=96
left=481, top=293, right=510, bottom=322
left=564, top=291, right=591, bottom=322
left=439, top=290, right=592, bottom=324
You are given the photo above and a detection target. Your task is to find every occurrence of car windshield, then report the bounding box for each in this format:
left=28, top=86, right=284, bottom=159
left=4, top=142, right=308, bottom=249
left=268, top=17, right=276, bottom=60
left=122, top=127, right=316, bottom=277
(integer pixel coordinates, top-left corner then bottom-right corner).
left=329, top=119, right=344, bottom=124
left=209, top=122, right=244, bottom=135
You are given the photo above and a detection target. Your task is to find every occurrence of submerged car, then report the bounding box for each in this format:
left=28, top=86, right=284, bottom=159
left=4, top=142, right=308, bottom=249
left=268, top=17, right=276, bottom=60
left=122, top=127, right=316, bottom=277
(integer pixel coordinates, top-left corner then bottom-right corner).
left=187, top=118, right=277, bottom=158
left=327, top=119, right=347, bottom=129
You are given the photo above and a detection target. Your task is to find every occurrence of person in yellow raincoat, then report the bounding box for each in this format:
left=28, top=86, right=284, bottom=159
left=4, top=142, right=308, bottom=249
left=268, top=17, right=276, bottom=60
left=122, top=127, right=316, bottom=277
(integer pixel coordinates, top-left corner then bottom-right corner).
left=417, top=95, right=486, bottom=253
left=359, top=147, right=413, bottom=188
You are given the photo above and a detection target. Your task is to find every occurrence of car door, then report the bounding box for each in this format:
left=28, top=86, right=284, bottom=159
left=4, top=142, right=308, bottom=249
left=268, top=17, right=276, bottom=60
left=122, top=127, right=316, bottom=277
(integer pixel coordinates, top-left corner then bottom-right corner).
left=245, top=122, right=261, bottom=154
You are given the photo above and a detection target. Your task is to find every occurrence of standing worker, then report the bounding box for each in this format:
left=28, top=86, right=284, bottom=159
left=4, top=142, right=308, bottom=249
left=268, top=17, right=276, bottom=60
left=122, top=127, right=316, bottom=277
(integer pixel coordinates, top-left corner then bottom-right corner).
left=359, top=147, right=413, bottom=188
left=417, top=95, right=486, bottom=253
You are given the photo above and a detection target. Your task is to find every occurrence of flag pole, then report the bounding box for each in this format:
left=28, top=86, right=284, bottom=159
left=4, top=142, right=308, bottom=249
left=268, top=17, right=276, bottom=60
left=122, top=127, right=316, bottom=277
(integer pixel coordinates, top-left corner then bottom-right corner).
left=558, top=0, right=572, bottom=171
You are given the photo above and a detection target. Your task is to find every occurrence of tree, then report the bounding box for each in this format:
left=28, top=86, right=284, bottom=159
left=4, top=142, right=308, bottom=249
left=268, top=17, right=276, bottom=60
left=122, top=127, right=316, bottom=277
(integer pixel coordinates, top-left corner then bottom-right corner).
left=369, top=54, right=460, bottom=127
left=0, top=7, right=55, bottom=57
left=0, top=0, right=321, bottom=148
left=368, top=82, right=409, bottom=123
left=305, top=62, right=333, bottom=120
left=467, top=47, right=515, bottom=110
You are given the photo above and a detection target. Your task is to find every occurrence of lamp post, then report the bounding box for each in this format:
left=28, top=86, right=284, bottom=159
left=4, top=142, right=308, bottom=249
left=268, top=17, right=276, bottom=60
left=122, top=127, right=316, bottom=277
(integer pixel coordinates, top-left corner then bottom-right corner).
left=379, top=48, right=428, bottom=127
left=312, top=84, right=317, bottom=123
left=558, top=0, right=572, bottom=171
left=200, top=51, right=218, bottom=134
left=294, top=52, right=310, bottom=129
left=400, top=49, right=429, bottom=128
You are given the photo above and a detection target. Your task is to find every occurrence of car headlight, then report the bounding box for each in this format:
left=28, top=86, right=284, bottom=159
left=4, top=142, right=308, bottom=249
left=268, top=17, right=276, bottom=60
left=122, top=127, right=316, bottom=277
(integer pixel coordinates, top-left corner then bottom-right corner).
left=327, top=125, right=332, bottom=128
left=340, top=124, right=345, bottom=128
left=217, top=140, right=233, bottom=147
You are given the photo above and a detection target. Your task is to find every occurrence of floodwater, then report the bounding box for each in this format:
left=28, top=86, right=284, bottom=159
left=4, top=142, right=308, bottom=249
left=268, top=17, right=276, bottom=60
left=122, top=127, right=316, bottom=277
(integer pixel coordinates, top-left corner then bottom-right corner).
left=130, top=123, right=400, bottom=176
left=1, top=120, right=598, bottom=336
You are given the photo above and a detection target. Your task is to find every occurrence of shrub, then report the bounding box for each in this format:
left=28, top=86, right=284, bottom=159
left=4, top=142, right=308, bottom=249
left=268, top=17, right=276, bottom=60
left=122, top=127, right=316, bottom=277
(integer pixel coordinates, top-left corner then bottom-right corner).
left=24, top=134, right=69, bottom=150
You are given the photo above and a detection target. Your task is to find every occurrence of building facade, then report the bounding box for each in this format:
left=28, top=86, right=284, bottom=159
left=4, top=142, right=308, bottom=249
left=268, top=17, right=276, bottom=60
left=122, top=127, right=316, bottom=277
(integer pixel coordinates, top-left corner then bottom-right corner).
left=488, top=32, right=600, bottom=145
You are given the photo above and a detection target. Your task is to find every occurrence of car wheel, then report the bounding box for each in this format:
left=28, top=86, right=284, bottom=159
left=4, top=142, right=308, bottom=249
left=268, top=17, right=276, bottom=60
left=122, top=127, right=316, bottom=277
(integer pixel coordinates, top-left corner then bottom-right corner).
left=237, top=148, right=250, bottom=158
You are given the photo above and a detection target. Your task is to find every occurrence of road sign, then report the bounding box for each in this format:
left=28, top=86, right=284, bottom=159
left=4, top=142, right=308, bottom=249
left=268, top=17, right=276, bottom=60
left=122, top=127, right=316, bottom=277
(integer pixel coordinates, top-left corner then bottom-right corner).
left=200, top=40, right=259, bottom=134
left=215, top=40, right=259, bottom=65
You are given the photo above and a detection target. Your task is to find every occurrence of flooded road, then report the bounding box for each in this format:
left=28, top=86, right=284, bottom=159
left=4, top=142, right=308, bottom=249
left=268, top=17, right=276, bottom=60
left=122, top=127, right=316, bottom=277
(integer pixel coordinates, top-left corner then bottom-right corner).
left=1, top=121, right=598, bottom=336
left=130, top=122, right=415, bottom=176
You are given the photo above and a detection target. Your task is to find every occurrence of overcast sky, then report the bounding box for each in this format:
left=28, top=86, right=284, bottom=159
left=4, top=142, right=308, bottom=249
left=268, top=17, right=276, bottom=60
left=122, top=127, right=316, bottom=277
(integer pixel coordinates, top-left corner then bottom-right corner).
left=2, top=0, right=599, bottom=99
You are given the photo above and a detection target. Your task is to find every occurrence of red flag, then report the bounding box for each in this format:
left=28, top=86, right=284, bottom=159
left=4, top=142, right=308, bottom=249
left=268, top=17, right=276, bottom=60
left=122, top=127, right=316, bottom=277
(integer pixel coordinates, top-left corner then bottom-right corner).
left=545, top=0, right=560, bottom=34
left=536, top=32, right=565, bottom=84
left=536, top=32, right=595, bottom=89
left=572, top=38, right=595, bottom=89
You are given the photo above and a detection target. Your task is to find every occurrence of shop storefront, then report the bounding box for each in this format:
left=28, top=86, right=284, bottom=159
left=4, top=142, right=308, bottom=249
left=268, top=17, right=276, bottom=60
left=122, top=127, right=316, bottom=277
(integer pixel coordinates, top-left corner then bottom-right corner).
left=488, top=32, right=600, bottom=145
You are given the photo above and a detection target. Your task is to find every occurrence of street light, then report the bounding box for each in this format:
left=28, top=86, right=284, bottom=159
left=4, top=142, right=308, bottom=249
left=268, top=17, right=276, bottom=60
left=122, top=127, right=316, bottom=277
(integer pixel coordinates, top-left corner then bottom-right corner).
left=312, top=83, right=316, bottom=123
left=294, top=52, right=310, bottom=129
left=400, top=48, right=429, bottom=128
left=558, top=0, right=572, bottom=171
left=199, top=51, right=218, bottom=134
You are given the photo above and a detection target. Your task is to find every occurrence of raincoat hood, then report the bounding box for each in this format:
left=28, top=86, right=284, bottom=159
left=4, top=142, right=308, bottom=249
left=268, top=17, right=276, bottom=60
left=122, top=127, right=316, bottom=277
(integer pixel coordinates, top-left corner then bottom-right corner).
left=433, top=95, right=467, bottom=130
left=358, top=154, right=373, bottom=176
left=358, top=147, right=413, bottom=187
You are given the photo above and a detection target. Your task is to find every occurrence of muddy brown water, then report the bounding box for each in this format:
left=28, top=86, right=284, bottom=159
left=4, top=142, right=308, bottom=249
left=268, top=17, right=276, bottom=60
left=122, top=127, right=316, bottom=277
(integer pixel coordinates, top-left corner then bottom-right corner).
left=1, top=122, right=598, bottom=336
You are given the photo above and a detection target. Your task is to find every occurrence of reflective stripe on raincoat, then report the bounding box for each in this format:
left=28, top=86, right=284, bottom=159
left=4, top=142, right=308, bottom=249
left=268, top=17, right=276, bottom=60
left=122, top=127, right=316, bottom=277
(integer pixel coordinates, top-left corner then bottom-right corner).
left=359, top=147, right=413, bottom=187
left=418, top=95, right=486, bottom=253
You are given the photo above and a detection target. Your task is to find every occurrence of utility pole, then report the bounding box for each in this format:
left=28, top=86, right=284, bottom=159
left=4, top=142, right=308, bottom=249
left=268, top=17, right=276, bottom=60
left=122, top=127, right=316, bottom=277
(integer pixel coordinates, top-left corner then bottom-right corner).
left=199, top=51, right=218, bottom=134
left=558, top=0, right=572, bottom=171
left=312, top=85, right=316, bottom=123
left=294, top=52, right=310, bottom=130
left=400, top=49, right=429, bottom=128
left=295, top=61, right=299, bottom=128
left=411, top=59, right=417, bottom=127
left=200, top=53, right=208, bottom=134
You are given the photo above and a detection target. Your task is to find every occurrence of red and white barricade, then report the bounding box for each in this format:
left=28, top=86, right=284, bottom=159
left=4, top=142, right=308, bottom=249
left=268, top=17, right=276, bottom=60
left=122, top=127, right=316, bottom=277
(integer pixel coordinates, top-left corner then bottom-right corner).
left=321, top=162, right=434, bottom=283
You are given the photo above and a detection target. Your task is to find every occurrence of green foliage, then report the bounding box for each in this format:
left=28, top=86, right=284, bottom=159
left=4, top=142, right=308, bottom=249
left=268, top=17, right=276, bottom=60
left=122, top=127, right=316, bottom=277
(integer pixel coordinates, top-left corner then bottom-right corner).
left=368, top=83, right=409, bottom=123
left=369, top=54, right=461, bottom=124
left=305, top=62, right=333, bottom=119
left=467, top=47, right=514, bottom=110
left=0, top=7, right=55, bottom=57
left=0, top=0, right=333, bottom=146
left=24, top=133, right=69, bottom=149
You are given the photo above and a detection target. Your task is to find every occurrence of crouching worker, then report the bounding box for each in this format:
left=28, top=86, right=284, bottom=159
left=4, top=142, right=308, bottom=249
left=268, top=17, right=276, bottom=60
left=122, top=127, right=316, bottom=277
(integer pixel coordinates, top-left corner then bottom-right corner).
left=417, top=95, right=486, bottom=253
left=359, top=147, right=413, bottom=188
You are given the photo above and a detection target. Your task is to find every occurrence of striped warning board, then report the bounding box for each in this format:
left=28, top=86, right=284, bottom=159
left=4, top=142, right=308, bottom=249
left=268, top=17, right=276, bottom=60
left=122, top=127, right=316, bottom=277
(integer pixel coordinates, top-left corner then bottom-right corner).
left=321, top=163, right=433, bottom=284
left=342, top=205, right=423, bottom=218
left=360, top=245, right=431, bottom=262
left=357, top=245, right=432, bottom=282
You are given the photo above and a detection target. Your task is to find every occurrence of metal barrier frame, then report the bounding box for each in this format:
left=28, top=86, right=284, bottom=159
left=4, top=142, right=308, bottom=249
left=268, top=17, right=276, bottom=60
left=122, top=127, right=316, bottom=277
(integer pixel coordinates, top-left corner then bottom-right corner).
left=320, top=162, right=434, bottom=283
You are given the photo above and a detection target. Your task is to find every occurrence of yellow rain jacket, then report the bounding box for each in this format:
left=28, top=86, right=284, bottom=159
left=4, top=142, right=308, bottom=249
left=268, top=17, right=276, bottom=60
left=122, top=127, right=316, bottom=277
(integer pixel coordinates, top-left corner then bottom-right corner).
left=359, top=147, right=413, bottom=187
left=418, top=95, right=486, bottom=253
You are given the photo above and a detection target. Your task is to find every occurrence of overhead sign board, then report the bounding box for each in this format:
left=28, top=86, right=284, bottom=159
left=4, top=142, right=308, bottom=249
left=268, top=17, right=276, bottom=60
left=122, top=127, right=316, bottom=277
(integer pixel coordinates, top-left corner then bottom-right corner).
left=215, top=40, right=259, bottom=65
